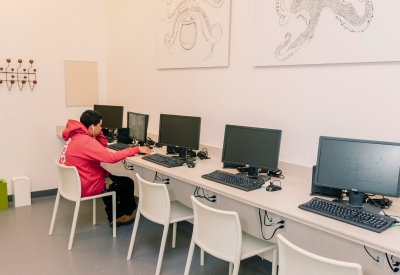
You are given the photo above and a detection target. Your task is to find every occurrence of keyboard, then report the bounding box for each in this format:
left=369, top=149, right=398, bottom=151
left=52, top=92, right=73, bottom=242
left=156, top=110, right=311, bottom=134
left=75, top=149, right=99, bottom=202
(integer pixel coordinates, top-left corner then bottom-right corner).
left=299, top=197, right=396, bottom=233
left=202, top=170, right=264, bottom=191
left=142, top=153, right=186, bottom=168
left=107, top=143, right=134, bottom=151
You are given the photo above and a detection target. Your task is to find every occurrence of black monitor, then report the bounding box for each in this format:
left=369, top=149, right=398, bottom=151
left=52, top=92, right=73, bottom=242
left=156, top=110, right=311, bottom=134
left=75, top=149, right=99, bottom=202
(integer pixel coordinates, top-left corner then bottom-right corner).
left=221, top=125, right=282, bottom=179
left=315, top=136, right=400, bottom=208
left=127, top=112, right=149, bottom=146
left=93, top=105, right=123, bottom=129
left=158, top=114, right=201, bottom=161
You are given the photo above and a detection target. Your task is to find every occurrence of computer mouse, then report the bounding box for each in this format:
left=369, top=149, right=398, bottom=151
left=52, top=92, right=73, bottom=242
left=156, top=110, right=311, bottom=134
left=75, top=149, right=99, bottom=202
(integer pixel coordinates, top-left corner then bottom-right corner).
left=266, top=184, right=282, bottom=192
left=187, top=162, right=196, bottom=168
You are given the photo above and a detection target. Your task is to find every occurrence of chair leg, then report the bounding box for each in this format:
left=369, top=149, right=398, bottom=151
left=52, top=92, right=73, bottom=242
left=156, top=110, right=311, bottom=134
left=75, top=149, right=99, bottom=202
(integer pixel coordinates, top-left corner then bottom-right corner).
left=172, top=222, right=177, bottom=248
left=112, top=192, right=116, bottom=237
left=155, top=223, right=169, bottom=275
left=127, top=211, right=141, bottom=260
left=200, top=249, right=204, bottom=266
left=68, top=200, right=81, bottom=250
left=232, top=262, right=240, bottom=275
left=229, top=263, right=233, bottom=275
left=93, top=198, right=96, bottom=225
left=272, top=247, right=277, bottom=275
left=184, top=238, right=196, bottom=275
left=49, top=191, right=61, bottom=235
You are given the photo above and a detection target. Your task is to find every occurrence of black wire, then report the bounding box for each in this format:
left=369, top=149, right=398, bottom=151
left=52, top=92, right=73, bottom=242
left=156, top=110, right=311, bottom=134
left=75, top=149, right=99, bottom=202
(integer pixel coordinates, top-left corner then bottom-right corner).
left=365, top=194, right=389, bottom=217
left=386, top=253, right=400, bottom=273
left=153, top=172, right=162, bottom=183
left=364, top=246, right=378, bottom=262
left=258, top=209, right=274, bottom=226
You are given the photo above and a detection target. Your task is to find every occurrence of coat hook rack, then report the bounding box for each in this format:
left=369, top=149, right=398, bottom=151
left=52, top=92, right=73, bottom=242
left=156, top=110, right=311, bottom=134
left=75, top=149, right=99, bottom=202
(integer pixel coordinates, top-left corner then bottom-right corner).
left=0, top=59, right=37, bottom=91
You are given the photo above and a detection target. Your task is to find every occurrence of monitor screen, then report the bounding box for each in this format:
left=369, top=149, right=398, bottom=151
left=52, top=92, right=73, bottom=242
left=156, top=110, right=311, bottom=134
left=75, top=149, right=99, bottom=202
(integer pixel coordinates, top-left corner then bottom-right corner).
left=93, top=105, right=123, bottom=129
left=158, top=114, right=201, bottom=160
left=315, top=136, right=400, bottom=207
left=127, top=112, right=149, bottom=145
left=222, top=125, right=282, bottom=178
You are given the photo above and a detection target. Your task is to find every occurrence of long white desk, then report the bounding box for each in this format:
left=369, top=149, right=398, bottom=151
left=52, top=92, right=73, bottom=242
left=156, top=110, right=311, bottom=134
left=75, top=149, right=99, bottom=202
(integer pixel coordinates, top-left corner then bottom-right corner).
left=108, top=146, right=400, bottom=275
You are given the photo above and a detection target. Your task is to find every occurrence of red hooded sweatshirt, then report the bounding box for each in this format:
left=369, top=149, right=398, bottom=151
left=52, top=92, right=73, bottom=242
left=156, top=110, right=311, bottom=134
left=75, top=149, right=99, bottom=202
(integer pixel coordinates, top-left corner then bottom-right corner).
left=59, top=119, right=140, bottom=197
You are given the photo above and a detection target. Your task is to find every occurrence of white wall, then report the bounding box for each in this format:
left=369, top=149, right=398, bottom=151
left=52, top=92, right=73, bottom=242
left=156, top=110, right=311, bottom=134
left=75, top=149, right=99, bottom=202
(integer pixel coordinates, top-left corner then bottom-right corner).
left=105, top=0, right=400, bottom=169
left=0, top=0, right=107, bottom=193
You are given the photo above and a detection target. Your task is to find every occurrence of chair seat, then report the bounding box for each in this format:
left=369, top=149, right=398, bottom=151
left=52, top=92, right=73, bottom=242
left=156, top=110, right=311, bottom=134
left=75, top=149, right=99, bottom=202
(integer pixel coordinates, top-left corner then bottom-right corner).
left=170, top=200, right=193, bottom=223
left=241, top=231, right=277, bottom=260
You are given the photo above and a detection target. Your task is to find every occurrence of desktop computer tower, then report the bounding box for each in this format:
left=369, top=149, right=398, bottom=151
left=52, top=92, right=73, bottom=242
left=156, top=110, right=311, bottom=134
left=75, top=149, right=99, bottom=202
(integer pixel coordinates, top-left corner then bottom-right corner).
left=310, top=165, right=343, bottom=199
left=117, top=128, right=133, bottom=144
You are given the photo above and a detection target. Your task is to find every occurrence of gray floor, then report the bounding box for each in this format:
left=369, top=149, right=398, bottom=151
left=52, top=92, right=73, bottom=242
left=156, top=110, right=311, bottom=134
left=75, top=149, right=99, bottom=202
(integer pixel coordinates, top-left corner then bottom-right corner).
left=0, top=196, right=274, bottom=275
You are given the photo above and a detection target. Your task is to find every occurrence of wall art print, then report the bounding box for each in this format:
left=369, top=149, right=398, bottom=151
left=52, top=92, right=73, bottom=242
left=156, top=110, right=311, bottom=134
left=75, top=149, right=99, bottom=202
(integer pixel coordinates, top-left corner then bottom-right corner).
left=253, top=0, right=400, bottom=66
left=156, top=0, right=232, bottom=69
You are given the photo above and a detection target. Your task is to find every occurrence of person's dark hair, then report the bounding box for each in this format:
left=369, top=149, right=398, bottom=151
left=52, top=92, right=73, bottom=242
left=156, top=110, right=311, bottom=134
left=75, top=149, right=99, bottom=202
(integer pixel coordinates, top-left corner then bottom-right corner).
left=80, top=110, right=102, bottom=129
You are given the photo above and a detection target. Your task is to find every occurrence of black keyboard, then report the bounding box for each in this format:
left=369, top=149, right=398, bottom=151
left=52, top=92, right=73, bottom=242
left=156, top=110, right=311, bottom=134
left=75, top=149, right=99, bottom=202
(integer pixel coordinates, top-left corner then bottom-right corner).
left=299, top=197, right=396, bottom=233
left=142, top=153, right=186, bottom=168
left=202, top=170, right=264, bottom=191
left=107, top=143, right=134, bottom=151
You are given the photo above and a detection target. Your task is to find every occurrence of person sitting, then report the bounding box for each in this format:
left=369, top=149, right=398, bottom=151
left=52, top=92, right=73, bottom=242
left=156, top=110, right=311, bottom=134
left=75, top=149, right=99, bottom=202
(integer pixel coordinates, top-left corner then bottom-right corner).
left=59, top=110, right=150, bottom=226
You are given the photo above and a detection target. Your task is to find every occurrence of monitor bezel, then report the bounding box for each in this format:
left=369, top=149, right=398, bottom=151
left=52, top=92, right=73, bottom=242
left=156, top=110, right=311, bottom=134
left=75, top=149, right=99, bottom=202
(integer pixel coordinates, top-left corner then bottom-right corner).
left=158, top=114, right=201, bottom=151
left=127, top=111, right=149, bottom=144
left=221, top=124, right=282, bottom=172
left=93, top=104, right=124, bottom=129
left=315, top=136, right=400, bottom=198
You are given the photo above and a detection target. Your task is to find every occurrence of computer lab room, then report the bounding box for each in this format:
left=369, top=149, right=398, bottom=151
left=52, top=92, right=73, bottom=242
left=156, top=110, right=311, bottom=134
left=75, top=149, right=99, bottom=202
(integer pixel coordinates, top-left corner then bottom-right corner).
left=1, top=1, right=400, bottom=275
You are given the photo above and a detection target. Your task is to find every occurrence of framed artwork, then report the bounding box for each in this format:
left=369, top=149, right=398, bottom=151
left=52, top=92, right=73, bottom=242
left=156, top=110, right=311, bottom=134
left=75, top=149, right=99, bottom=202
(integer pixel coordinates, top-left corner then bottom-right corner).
left=253, top=0, right=400, bottom=66
left=156, top=0, right=232, bottom=69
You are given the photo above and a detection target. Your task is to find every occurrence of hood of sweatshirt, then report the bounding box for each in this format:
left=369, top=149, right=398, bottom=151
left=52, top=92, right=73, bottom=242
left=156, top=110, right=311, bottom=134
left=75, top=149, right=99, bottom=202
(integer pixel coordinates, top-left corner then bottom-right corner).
left=62, top=119, right=90, bottom=141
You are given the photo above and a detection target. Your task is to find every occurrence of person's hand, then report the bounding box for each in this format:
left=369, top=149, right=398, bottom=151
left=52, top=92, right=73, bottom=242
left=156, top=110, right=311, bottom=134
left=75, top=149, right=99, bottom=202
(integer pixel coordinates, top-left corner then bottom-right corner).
left=138, top=146, right=151, bottom=155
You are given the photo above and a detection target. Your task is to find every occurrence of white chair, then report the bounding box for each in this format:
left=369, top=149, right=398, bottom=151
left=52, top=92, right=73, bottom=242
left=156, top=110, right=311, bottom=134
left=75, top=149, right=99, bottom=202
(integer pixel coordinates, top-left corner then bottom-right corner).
left=127, top=173, right=194, bottom=275
left=184, top=195, right=278, bottom=275
left=49, top=160, right=116, bottom=250
left=277, top=234, right=363, bottom=275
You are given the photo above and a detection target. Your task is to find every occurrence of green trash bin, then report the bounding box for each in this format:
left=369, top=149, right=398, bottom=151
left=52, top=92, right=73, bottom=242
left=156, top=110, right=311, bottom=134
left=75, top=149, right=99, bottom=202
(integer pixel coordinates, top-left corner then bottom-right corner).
left=0, top=179, right=8, bottom=210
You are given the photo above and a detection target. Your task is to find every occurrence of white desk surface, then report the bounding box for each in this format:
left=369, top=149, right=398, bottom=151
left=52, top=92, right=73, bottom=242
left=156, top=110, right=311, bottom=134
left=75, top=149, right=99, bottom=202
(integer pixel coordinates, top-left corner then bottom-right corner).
left=125, top=147, right=400, bottom=259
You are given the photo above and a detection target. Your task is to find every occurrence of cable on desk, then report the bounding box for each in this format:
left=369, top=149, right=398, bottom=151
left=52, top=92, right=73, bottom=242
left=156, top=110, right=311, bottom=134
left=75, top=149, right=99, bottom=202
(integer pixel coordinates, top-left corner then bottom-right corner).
left=194, top=187, right=216, bottom=202
left=121, top=160, right=134, bottom=171
left=258, top=209, right=284, bottom=240
left=386, top=253, right=400, bottom=273
left=153, top=172, right=169, bottom=184
left=365, top=195, right=392, bottom=209
left=258, top=208, right=273, bottom=226
left=363, top=246, right=378, bottom=262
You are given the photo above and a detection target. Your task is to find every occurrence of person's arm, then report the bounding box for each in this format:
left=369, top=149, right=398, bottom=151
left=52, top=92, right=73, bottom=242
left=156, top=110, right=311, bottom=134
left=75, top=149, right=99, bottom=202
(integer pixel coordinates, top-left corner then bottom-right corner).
left=81, top=136, right=141, bottom=164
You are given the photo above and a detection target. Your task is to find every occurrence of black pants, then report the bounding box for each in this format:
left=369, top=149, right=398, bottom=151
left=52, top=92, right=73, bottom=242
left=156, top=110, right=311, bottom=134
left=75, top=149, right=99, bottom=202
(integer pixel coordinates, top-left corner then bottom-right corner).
left=101, top=174, right=137, bottom=223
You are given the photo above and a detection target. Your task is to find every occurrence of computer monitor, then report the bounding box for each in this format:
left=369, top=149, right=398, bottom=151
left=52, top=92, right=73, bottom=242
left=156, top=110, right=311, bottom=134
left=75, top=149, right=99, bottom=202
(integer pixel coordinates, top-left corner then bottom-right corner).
left=315, top=136, right=400, bottom=208
left=158, top=114, right=201, bottom=161
left=127, top=112, right=149, bottom=146
left=221, top=125, right=282, bottom=179
left=93, top=105, right=123, bottom=129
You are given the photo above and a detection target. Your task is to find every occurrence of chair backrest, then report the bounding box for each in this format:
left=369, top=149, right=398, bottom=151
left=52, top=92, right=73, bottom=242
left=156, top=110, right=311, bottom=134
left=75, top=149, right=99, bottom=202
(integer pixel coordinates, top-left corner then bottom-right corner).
left=55, top=159, right=81, bottom=201
left=190, top=195, right=242, bottom=264
left=136, top=173, right=171, bottom=225
left=277, top=234, right=363, bottom=275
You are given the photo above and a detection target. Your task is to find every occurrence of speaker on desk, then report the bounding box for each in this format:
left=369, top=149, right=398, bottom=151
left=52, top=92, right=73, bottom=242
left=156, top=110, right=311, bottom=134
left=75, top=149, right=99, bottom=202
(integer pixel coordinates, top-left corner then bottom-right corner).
left=117, top=128, right=133, bottom=144
left=310, top=165, right=343, bottom=199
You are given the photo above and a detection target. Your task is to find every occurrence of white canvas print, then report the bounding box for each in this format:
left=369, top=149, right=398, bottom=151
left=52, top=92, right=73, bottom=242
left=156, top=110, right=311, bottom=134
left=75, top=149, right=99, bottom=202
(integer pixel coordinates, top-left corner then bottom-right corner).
left=253, top=0, right=400, bottom=66
left=156, top=0, right=231, bottom=69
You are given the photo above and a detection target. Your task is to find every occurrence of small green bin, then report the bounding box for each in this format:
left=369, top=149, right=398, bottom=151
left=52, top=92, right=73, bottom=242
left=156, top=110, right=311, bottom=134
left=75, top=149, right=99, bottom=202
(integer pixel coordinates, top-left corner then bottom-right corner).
left=0, top=180, right=8, bottom=210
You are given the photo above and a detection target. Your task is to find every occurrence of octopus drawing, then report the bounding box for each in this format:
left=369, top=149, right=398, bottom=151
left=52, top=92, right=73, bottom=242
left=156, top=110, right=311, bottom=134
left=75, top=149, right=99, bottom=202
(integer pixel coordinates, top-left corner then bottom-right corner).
left=161, top=0, right=226, bottom=60
left=275, top=0, right=374, bottom=61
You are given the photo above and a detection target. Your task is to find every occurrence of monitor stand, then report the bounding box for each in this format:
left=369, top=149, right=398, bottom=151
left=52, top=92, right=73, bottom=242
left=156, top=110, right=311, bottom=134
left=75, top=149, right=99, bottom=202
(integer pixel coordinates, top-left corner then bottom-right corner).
left=171, top=148, right=196, bottom=163
left=333, top=191, right=381, bottom=215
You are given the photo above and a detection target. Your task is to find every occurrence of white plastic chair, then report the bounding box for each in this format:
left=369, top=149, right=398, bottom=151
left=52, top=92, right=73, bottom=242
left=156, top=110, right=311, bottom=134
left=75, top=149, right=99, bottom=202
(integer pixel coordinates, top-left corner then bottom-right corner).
left=127, top=173, right=194, bottom=275
left=49, top=160, right=116, bottom=250
left=184, top=195, right=278, bottom=275
left=277, top=234, right=363, bottom=275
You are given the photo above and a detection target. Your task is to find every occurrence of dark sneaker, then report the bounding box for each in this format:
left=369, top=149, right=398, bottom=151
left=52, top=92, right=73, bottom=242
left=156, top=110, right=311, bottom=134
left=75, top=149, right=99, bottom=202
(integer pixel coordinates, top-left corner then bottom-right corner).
left=109, top=214, right=135, bottom=227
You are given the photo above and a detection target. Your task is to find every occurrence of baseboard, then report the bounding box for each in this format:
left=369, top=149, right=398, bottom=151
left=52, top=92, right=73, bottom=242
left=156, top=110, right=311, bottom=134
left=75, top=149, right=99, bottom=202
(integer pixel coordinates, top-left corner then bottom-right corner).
left=7, top=188, right=58, bottom=202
